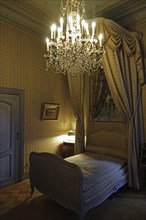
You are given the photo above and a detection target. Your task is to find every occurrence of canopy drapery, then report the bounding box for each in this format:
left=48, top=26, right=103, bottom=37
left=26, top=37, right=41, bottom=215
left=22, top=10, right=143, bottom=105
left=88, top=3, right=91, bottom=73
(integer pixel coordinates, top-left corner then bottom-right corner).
left=67, top=17, right=145, bottom=189
left=90, top=67, right=109, bottom=121
left=67, top=72, right=85, bottom=154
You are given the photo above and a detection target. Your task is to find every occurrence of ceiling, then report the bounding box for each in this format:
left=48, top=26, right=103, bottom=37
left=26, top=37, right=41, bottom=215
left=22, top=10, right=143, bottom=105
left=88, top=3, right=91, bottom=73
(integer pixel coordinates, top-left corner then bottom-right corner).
left=0, top=0, right=145, bottom=36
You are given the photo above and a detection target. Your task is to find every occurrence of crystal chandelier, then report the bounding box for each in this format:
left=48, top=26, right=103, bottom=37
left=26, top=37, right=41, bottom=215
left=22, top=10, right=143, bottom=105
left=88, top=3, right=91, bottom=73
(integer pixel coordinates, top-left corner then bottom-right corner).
left=44, top=0, right=105, bottom=75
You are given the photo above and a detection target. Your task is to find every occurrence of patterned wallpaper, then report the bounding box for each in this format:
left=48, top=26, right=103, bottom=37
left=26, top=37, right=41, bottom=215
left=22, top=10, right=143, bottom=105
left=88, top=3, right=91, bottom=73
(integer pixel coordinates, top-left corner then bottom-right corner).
left=0, top=16, right=146, bottom=176
left=0, top=20, right=75, bottom=174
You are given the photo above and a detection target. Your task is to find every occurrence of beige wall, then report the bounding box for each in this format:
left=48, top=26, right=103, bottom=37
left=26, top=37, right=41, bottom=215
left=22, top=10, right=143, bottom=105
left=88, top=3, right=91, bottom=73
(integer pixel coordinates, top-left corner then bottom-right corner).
left=0, top=20, right=75, bottom=174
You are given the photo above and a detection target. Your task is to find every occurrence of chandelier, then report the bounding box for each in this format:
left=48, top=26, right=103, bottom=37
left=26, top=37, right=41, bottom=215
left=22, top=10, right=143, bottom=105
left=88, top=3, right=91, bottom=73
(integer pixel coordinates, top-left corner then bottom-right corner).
left=44, top=0, right=105, bottom=75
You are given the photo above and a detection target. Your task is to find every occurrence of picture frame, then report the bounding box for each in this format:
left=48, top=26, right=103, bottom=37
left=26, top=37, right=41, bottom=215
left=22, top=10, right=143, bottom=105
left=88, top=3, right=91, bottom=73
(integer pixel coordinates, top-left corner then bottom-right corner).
left=41, top=103, right=60, bottom=120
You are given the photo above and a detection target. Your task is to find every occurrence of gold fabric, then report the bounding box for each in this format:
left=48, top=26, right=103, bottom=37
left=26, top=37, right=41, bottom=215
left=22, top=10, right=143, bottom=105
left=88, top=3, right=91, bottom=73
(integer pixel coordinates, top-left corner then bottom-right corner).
left=67, top=72, right=85, bottom=154
left=67, top=17, right=145, bottom=189
left=95, top=18, right=145, bottom=189
left=90, top=68, right=109, bottom=121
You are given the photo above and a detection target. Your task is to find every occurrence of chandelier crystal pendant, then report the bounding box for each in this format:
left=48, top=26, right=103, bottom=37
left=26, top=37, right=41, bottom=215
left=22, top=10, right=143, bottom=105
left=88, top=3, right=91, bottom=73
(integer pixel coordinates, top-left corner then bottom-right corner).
left=44, top=0, right=105, bottom=75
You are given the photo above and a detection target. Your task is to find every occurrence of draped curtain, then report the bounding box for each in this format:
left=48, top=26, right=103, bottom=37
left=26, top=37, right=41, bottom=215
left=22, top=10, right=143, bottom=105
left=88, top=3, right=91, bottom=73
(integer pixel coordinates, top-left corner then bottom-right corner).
left=90, top=67, right=109, bottom=120
left=94, top=18, right=145, bottom=189
left=67, top=72, right=85, bottom=154
left=67, top=17, right=145, bottom=189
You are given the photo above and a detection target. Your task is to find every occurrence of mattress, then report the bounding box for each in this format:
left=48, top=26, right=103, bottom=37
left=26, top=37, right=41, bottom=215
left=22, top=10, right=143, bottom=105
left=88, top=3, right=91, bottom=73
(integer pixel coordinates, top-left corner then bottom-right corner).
left=66, top=152, right=128, bottom=209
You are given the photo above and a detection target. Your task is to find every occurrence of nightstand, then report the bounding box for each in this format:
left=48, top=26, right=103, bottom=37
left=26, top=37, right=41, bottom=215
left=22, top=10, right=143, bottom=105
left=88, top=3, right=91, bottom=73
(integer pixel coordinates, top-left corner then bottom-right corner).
left=140, top=144, right=146, bottom=187
left=62, top=141, right=74, bottom=158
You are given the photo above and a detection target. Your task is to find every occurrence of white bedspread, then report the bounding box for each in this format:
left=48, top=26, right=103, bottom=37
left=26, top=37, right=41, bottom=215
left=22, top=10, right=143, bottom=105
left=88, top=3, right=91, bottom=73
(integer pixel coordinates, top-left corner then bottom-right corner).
left=66, top=152, right=127, bottom=195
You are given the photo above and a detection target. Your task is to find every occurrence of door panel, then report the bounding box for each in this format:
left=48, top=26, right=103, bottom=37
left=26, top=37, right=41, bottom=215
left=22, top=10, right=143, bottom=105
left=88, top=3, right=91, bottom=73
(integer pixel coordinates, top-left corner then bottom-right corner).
left=0, top=154, right=11, bottom=181
left=0, top=94, right=19, bottom=187
left=0, top=102, right=11, bottom=153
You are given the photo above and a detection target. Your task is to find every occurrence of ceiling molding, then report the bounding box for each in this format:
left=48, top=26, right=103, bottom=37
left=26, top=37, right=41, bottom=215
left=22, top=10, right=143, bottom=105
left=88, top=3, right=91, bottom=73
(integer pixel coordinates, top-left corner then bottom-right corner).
left=93, top=0, right=146, bottom=20
left=0, top=0, right=145, bottom=37
left=0, top=4, right=48, bottom=36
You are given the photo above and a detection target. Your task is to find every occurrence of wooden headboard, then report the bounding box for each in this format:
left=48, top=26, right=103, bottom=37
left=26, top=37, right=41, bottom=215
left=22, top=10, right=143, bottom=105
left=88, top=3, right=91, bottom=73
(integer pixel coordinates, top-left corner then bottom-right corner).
left=86, top=127, right=128, bottom=160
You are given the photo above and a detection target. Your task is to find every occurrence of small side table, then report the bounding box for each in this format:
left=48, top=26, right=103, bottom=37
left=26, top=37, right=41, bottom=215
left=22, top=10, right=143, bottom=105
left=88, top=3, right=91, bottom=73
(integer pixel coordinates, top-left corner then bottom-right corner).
left=140, top=144, right=146, bottom=188
left=62, top=141, right=74, bottom=158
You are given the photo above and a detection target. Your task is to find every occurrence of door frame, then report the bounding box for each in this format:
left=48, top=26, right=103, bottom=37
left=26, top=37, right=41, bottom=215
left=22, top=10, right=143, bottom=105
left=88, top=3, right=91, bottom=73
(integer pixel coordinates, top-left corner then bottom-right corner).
left=0, top=87, right=24, bottom=182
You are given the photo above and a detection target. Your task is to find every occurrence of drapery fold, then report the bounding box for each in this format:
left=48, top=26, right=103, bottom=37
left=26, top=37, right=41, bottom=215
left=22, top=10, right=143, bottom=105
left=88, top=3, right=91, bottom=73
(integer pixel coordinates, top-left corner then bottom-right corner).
left=67, top=17, right=145, bottom=189
left=94, top=18, right=145, bottom=189
left=90, top=67, right=109, bottom=120
left=67, top=72, right=85, bottom=154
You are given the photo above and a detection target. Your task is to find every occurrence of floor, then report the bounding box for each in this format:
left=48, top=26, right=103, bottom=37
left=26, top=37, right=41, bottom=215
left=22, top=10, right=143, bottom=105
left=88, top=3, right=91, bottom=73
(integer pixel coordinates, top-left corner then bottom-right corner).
left=0, top=179, right=146, bottom=220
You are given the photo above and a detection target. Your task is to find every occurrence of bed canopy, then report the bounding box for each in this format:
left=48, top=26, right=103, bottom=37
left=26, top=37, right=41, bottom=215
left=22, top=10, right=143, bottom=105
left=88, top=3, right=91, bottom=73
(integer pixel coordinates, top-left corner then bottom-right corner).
left=67, top=17, right=145, bottom=190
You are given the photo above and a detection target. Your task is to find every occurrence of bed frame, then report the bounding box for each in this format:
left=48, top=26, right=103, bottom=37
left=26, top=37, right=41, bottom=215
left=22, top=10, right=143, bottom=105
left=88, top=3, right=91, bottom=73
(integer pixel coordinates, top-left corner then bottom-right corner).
left=29, top=128, right=128, bottom=219
left=86, top=127, right=128, bottom=159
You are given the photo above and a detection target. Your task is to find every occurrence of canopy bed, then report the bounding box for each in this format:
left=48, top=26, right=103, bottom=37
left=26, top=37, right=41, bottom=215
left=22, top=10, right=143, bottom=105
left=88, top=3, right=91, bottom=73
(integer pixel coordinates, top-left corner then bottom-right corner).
left=67, top=17, right=145, bottom=189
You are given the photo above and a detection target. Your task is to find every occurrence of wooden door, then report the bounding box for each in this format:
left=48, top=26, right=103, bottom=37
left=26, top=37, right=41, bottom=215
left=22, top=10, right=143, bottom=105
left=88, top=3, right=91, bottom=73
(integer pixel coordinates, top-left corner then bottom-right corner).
left=0, top=93, right=22, bottom=187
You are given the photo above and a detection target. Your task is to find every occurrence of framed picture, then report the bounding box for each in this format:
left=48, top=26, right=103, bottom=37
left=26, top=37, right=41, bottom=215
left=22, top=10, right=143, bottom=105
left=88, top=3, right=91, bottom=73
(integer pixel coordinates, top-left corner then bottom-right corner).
left=41, top=103, right=60, bottom=120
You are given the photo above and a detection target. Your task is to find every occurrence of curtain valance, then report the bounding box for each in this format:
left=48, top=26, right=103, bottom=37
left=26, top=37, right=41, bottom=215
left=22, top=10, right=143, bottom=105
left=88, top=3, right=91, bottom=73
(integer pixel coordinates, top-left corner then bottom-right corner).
left=92, top=17, right=145, bottom=85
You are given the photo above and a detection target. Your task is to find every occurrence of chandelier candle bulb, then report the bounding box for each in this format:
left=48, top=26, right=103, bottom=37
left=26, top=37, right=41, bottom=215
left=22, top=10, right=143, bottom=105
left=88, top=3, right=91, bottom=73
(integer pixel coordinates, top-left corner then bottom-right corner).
left=98, top=33, right=103, bottom=47
left=60, top=17, right=64, bottom=32
left=57, top=27, right=61, bottom=40
left=54, top=25, right=57, bottom=39
left=51, top=24, right=57, bottom=40
left=81, top=19, right=85, bottom=35
left=77, top=14, right=80, bottom=30
left=92, top=21, right=96, bottom=37
left=51, top=24, right=54, bottom=39
left=46, top=38, right=49, bottom=51
left=85, top=23, right=89, bottom=36
left=68, top=16, right=73, bottom=31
